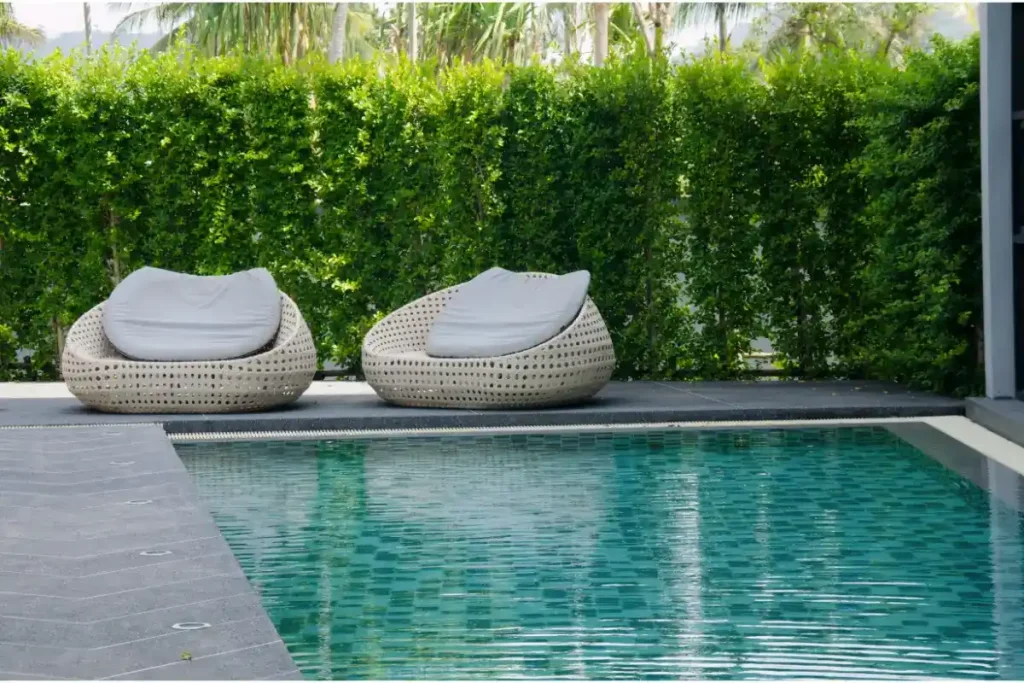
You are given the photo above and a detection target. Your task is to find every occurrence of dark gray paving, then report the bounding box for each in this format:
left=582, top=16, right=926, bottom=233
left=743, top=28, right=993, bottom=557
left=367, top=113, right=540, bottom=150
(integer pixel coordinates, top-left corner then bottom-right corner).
left=0, top=426, right=297, bottom=680
left=0, top=380, right=963, bottom=433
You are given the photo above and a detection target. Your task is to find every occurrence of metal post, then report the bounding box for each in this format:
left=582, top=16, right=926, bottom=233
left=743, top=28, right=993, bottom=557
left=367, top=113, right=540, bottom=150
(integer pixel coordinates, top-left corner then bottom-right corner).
left=981, top=2, right=1016, bottom=398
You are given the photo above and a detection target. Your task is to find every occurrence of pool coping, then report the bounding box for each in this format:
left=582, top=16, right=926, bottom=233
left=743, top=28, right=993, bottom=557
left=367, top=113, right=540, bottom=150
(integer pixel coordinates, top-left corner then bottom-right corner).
left=1, top=410, right=1017, bottom=681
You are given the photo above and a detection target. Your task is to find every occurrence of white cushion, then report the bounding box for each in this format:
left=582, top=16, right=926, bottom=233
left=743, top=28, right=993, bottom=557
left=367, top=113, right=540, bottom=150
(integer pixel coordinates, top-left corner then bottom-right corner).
left=102, top=267, right=282, bottom=362
left=425, top=267, right=590, bottom=358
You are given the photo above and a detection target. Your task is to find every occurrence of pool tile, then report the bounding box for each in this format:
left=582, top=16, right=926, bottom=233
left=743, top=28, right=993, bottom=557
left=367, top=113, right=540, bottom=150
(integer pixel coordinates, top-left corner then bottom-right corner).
left=178, top=428, right=1024, bottom=680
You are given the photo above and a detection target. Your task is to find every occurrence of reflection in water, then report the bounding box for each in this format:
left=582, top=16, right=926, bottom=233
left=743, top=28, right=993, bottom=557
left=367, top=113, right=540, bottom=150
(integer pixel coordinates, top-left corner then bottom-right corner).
left=179, top=429, right=1024, bottom=680
left=989, top=459, right=1024, bottom=678
left=181, top=441, right=319, bottom=589
left=360, top=436, right=611, bottom=679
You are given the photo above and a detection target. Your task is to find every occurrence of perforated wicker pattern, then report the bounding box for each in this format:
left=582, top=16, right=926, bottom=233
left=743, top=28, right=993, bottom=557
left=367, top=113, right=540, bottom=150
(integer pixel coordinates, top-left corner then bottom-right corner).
left=61, top=294, right=317, bottom=414
left=362, top=275, right=616, bottom=409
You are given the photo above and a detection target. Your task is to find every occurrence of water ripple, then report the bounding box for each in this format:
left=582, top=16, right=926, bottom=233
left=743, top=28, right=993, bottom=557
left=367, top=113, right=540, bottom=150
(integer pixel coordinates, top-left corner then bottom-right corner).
left=179, top=428, right=1024, bottom=680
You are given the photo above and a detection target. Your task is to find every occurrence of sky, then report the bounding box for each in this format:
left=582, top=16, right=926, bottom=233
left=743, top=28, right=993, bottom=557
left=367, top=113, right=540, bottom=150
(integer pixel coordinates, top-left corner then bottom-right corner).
left=10, top=1, right=976, bottom=53
left=15, top=3, right=134, bottom=35
left=13, top=1, right=714, bottom=45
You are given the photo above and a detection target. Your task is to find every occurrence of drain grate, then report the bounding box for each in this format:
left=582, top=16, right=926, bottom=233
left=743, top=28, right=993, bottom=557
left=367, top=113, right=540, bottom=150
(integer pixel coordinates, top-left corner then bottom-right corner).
left=0, top=423, right=160, bottom=431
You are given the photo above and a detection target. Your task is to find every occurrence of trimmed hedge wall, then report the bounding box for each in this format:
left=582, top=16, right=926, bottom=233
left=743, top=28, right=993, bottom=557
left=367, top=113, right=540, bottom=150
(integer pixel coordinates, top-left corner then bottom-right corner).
left=0, top=38, right=983, bottom=395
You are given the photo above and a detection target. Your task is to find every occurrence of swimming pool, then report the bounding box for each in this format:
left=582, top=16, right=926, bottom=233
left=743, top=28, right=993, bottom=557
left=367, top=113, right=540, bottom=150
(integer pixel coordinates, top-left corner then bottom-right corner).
left=177, top=426, right=1024, bottom=680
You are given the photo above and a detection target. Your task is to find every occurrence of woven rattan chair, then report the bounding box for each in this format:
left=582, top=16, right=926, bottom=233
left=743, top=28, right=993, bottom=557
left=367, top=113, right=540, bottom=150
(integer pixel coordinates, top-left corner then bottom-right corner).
left=362, top=274, right=615, bottom=409
left=62, top=294, right=317, bottom=414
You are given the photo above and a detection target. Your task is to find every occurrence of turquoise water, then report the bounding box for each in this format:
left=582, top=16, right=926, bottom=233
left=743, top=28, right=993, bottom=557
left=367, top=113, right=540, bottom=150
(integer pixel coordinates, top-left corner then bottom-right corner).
left=178, top=428, right=1024, bottom=680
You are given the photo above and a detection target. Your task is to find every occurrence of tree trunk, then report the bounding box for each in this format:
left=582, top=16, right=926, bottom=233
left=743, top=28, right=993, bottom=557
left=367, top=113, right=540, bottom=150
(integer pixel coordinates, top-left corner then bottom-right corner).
left=574, top=3, right=584, bottom=54
left=265, top=4, right=272, bottom=55
left=531, top=3, right=541, bottom=60
left=83, top=3, right=92, bottom=55
left=244, top=3, right=251, bottom=53
left=593, top=2, right=609, bottom=66
left=717, top=4, right=728, bottom=53
left=653, top=2, right=665, bottom=55
left=406, top=2, right=418, bottom=61
left=562, top=7, right=573, bottom=58
left=328, top=3, right=348, bottom=63
left=630, top=3, right=655, bottom=56
left=53, top=318, right=65, bottom=376
left=880, top=30, right=896, bottom=61
left=288, top=3, right=300, bottom=65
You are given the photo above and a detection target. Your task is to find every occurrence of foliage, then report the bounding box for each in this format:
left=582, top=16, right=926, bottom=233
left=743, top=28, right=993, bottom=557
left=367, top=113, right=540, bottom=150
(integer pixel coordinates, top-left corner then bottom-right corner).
left=755, top=51, right=888, bottom=375
left=415, top=3, right=556, bottom=66
left=0, top=3, right=43, bottom=49
left=309, top=59, right=444, bottom=368
left=114, top=2, right=379, bottom=62
left=0, top=39, right=985, bottom=395
left=847, top=36, right=983, bottom=395
left=673, top=53, right=763, bottom=376
left=91, top=2, right=954, bottom=77
left=756, top=2, right=935, bottom=66
left=561, top=56, right=687, bottom=377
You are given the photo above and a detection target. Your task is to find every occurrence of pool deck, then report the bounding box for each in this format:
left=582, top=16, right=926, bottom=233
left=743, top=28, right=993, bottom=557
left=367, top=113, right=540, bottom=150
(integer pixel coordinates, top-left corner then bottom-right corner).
left=1, top=379, right=964, bottom=433
left=0, top=380, right=965, bottom=679
left=0, top=425, right=301, bottom=680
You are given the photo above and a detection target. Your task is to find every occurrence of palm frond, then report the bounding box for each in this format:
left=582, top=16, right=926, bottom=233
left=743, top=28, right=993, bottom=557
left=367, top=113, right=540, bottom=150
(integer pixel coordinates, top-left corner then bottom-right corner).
left=113, top=2, right=194, bottom=36
left=0, top=3, right=44, bottom=47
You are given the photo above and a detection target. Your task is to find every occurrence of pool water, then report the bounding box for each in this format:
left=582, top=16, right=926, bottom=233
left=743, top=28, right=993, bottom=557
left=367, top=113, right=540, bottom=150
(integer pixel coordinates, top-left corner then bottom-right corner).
left=177, top=428, right=1024, bottom=680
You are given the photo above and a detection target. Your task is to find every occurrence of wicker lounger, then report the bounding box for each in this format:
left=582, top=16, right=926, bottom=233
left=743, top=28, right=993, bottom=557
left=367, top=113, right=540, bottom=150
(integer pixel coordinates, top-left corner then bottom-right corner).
left=62, top=294, right=317, bottom=413
left=362, top=275, right=616, bottom=409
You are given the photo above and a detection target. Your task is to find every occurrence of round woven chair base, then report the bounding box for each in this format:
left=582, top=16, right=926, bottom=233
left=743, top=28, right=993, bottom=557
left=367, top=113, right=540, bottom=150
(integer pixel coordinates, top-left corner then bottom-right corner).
left=367, top=380, right=612, bottom=410
left=362, top=276, right=616, bottom=410
left=61, top=294, right=317, bottom=414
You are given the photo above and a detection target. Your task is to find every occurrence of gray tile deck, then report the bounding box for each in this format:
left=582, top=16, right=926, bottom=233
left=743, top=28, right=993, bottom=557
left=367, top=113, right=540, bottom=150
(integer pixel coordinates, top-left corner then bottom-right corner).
left=0, top=380, right=965, bottom=679
left=0, top=380, right=964, bottom=433
left=0, top=426, right=296, bottom=680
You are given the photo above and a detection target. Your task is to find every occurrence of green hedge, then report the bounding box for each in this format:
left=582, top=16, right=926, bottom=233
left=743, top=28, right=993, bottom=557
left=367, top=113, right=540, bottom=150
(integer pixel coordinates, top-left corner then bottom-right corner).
left=0, top=39, right=983, bottom=395
left=848, top=37, right=983, bottom=395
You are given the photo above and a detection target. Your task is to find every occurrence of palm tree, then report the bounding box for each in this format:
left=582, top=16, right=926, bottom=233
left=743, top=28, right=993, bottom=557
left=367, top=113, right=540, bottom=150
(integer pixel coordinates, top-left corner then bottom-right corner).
left=763, top=3, right=932, bottom=65
left=952, top=2, right=977, bottom=30
left=328, top=3, right=348, bottom=63
left=673, top=2, right=758, bottom=53
left=83, top=3, right=92, bottom=55
left=863, top=3, right=933, bottom=67
left=406, top=2, right=418, bottom=61
left=0, top=3, right=44, bottom=49
left=764, top=3, right=863, bottom=57
left=114, top=2, right=377, bottom=61
left=593, top=2, right=609, bottom=64
left=414, top=3, right=555, bottom=67
left=631, top=2, right=690, bottom=56
left=617, top=2, right=760, bottom=59
left=553, top=2, right=585, bottom=60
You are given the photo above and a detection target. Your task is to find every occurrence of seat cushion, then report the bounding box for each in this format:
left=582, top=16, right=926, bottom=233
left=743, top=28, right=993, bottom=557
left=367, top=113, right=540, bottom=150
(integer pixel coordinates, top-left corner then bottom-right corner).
left=102, top=267, right=282, bottom=362
left=425, top=267, right=590, bottom=358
